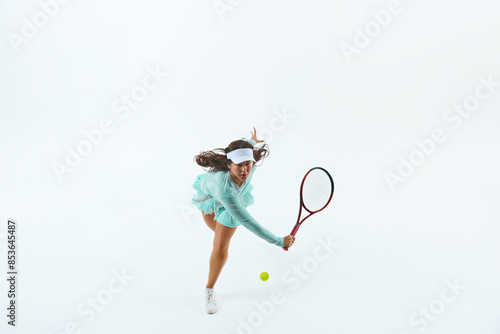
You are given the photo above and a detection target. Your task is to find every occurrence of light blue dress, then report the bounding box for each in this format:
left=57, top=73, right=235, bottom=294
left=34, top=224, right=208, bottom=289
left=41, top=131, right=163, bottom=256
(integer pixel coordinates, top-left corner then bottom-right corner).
left=191, top=139, right=284, bottom=247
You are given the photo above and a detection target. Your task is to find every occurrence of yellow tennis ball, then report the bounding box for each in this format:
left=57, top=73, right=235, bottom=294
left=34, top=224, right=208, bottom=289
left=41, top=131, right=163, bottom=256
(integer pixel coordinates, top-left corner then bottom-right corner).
left=260, top=272, right=269, bottom=281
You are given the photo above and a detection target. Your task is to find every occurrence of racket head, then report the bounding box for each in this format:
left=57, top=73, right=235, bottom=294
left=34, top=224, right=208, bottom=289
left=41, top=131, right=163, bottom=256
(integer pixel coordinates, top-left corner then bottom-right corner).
left=300, top=167, right=334, bottom=214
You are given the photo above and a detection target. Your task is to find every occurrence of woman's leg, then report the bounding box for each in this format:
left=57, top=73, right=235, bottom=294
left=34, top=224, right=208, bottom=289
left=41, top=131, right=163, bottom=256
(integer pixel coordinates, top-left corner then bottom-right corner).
left=201, top=211, right=217, bottom=232
left=206, top=222, right=237, bottom=289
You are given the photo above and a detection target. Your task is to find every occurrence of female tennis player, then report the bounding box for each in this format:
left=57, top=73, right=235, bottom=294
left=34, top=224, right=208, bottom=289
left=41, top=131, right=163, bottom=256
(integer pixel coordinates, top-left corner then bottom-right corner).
left=192, top=127, right=295, bottom=314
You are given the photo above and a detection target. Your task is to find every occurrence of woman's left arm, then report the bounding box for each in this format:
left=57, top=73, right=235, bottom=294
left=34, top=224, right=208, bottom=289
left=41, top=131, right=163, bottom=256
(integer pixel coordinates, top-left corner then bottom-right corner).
left=250, top=127, right=265, bottom=144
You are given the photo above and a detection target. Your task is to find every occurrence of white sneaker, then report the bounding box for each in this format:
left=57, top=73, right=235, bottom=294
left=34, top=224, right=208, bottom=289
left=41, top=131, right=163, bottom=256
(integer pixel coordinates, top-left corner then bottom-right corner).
left=205, top=289, right=218, bottom=314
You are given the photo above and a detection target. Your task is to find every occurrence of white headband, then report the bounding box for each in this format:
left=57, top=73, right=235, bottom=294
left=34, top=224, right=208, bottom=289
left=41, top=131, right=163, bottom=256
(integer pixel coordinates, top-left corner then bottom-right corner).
left=227, top=148, right=256, bottom=164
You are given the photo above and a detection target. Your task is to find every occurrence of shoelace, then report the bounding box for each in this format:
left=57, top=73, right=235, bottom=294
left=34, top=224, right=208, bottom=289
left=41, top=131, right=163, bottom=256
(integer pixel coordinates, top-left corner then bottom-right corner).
left=206, top=291, right=215, bottom=304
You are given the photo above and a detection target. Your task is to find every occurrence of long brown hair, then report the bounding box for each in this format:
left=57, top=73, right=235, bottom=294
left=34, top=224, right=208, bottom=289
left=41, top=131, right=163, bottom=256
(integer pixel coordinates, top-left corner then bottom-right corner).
left=194, top=139, right=270, bottom=172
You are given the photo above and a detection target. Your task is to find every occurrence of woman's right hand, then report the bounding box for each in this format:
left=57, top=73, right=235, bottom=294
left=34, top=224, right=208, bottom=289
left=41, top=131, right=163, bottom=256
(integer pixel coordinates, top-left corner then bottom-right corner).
left=283, top=235, right=296, bottom=248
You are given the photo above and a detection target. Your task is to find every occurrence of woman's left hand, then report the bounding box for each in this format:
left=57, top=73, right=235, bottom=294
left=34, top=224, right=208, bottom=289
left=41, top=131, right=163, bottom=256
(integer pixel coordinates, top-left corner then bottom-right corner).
left=250, top=126, right=265, bottom=143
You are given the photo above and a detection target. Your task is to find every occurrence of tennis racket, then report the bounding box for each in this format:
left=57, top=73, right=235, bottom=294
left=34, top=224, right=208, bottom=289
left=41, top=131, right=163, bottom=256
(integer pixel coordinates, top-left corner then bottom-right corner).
left=283, top=167, right=334, bottom=251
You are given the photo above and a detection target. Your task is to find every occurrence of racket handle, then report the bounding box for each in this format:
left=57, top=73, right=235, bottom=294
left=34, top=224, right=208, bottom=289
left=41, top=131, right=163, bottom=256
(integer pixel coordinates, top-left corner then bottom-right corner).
left=290, top=224, right=300, bottom=236
left=282, top=224, right=300, bottom=251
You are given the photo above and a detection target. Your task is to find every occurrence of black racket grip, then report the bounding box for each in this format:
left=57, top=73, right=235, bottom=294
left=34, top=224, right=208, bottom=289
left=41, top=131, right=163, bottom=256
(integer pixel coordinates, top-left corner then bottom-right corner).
left=282, top=224, right=300, bottom=251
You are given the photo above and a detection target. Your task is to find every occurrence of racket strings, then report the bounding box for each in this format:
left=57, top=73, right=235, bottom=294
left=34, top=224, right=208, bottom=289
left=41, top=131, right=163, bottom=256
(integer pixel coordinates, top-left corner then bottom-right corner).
left=302, top=169, right=332, bottom=212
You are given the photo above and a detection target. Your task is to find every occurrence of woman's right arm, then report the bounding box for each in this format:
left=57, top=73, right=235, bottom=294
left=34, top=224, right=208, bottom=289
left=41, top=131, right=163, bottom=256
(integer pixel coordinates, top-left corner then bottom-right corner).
left=219, top=194, right=284, bottom=247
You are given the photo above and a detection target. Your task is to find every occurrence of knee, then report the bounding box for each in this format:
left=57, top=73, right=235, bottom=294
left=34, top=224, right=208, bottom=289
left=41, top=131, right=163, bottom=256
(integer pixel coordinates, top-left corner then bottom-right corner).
left=212, top=241, right=229, bottom=255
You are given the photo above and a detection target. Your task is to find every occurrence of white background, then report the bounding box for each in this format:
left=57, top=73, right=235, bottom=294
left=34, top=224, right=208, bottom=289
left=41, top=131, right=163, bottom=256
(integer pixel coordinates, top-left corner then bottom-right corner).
left=1, top=0, right=499, bottom=333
